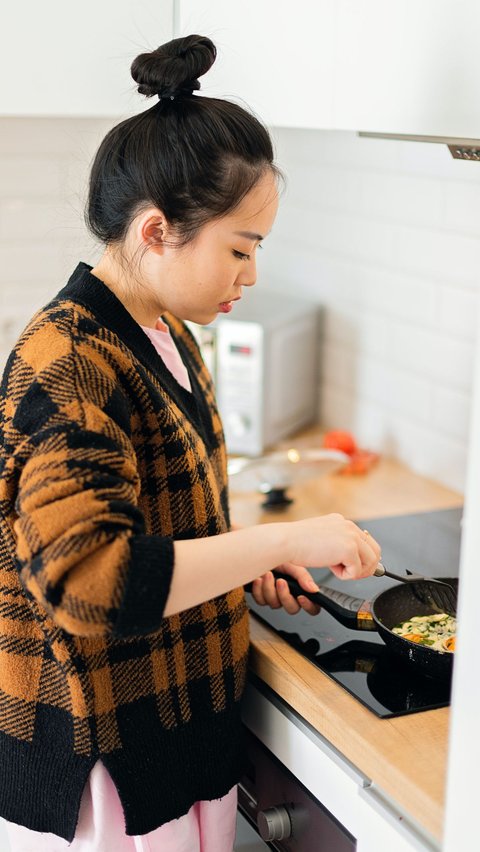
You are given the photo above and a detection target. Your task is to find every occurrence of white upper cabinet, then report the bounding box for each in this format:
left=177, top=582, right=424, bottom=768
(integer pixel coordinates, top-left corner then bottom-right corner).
left=7, top=0, right=480, bottom=134
left=1, top=1, right=173, bottom=116
left=177, top=0, right=336, bottom=129
left=178, top=0, right=480, bottom=138
left=333, top=0, right=480, bottom=138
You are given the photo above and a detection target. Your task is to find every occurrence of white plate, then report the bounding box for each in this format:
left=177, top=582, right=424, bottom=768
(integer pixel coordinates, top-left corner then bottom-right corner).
left=227, top=448, right=349, bottom=492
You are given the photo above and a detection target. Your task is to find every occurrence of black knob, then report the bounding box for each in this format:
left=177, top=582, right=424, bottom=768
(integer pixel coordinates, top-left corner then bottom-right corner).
left=257, top=805, right=292, bottom=841
left=260, top=486, right=293, bottom=509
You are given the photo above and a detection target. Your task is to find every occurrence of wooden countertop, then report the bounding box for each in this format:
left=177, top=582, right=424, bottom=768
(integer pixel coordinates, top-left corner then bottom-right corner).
left=230, top=431, right=463, bottom=843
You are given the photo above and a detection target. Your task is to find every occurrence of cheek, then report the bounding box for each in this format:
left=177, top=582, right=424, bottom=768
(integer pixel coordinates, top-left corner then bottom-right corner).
left=176, top=241, right=238, bottom=293
left=201, top=261, right=237, bottom=291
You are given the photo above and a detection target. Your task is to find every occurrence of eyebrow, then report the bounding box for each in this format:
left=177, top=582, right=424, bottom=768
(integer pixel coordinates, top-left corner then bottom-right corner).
left=234, top=230, right=265, bottom=241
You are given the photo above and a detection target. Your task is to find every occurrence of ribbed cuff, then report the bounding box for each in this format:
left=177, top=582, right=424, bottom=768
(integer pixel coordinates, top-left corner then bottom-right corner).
left=113, top=535, right=175, bottom=638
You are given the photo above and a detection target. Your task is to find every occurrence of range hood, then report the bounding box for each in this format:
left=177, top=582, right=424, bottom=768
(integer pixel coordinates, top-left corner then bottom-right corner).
left=358, top=132, right=480, bottom=162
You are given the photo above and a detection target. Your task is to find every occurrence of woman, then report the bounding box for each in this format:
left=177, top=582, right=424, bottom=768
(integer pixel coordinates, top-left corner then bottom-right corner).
left=0, top=34, right=381, bottom=851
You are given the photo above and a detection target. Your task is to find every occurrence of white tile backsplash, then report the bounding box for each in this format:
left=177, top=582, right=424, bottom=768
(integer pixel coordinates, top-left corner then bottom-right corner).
left=388, top=323, right=474, bottom=390
left=443, top=179, right=480, bottom=236
left=432, top=386, right=472, bottom=443
left=0, top=197, right=83, bottom=243
left=0, top=156, right=65, bottom=198
left=0, top=117, right=113, bottom=156
left=388, top=417, right=468, bottom=492
left=263, top=128, right=480, bottom=492
left=0, top=120, right=477, bottom=492
left=359, top=171, right=445, bottom=228
left=361, top=266, right=437, bottom=325
left=391, top=222, right=480, bottom=285
left=323, top=304, right=389, bottom=358
left=274, top=205, right=396, bottom=267
left=437, top=284, right=479, bottom=339
left=0, top=118, right=107, bottom=371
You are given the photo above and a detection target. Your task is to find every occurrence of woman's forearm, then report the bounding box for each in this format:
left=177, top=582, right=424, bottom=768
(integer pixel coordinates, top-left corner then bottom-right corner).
left=166, top=513, right=382, bottom=617
left=165, top=524, right=288, bottom=616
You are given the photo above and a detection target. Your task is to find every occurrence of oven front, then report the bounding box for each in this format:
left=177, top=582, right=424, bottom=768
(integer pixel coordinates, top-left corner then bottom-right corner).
left=237, top=728, right=356, bottom=851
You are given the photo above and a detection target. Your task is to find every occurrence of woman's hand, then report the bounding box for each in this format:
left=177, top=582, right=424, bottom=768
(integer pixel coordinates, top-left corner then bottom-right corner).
left=249, top=514, right=382, bottom=616
left=170, top=513, right=381, bottom=618
left=235, top=518, right=321, bottom=615
left=250, top=562, right=321, bottom=616
left=286, top=513, right=381, bottom=580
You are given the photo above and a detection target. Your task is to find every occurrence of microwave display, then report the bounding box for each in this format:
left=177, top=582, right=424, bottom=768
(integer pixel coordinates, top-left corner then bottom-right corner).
left=230, top=344, right=253, bottom=356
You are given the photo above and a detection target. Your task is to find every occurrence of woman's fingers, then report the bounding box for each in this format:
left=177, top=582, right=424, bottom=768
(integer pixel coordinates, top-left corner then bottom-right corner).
left=275, top=578, right=301, bottom=614
left=296, top=595, right=321, bottom=616
left=273, top=564, right=321, bottom=615
left=259, top=571, right=282, bottom=609
left=274, top=562, right=319, bottom=591
left=250, top=519, right=383, bottom=610
left=250, top=573, right=282, bottom=608
left=360, top=527, right=382, bottom=563
left=273, top=578, right=320, bottom=616
left=250, top=576, right=267, bottom=605
left=358, top=534, right=382, bottom=577
left=330, top=531, right=381, bottom=580
left=250, top=569, right=321, bottom=616
left=252, top=572, right=298, bottom=608
left=292, top=514, right=385, bottom=580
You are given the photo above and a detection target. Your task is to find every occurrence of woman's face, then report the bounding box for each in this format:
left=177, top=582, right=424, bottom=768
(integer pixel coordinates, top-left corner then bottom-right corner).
left=133, top=170, right=279, bottom=326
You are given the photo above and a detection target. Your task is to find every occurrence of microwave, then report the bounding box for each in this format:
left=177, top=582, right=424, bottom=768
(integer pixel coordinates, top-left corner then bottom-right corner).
left=188, top=289, right=320, bottom=456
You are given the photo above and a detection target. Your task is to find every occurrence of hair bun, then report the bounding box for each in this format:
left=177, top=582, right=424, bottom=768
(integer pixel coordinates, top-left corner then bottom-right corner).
left=131, top=34, right=216, bottom=100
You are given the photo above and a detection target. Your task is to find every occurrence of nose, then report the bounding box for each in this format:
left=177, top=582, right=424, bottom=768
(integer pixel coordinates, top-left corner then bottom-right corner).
left=237, top=256, right=257, bottom=287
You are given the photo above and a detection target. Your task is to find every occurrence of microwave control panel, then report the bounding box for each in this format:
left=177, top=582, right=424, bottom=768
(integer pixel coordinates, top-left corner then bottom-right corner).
left=188, top=293, right=319, bottom=457
left=216, top=320, right=264, bottom=456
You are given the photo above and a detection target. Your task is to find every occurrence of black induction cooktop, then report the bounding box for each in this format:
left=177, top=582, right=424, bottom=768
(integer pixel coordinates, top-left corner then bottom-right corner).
left=246, top=507, right=462, bottom=718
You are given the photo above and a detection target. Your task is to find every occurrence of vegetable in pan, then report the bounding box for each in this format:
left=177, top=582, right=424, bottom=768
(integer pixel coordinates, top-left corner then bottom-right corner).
left=392, top=613, right=456, bottom=653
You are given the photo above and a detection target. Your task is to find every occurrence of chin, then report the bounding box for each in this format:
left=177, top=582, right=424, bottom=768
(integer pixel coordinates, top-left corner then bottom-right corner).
left=191, top=311, right=218, bottom=326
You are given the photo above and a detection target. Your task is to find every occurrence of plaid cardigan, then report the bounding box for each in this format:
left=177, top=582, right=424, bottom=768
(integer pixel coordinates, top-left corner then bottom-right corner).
left=0, top=262, right=250, bottom=840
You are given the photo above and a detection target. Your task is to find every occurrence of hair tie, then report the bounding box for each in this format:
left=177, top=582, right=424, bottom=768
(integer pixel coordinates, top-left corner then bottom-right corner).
left=158, top=80, right=201, bottom=101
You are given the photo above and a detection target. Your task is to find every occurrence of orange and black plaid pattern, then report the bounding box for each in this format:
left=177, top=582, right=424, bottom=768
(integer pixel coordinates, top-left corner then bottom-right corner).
left=0, top=263, right=250, bottom=839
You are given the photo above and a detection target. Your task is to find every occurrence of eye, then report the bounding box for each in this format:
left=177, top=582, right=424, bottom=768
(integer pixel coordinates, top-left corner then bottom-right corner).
left=232, top=243, right=263, bottom=261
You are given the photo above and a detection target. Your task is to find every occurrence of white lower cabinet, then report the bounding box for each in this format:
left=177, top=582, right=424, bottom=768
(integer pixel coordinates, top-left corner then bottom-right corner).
left=242, top=682, right=439, bottom=851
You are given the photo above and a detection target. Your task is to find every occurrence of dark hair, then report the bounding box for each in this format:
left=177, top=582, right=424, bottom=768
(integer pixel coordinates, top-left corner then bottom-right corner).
left=85, top=34, right=281, bottom=249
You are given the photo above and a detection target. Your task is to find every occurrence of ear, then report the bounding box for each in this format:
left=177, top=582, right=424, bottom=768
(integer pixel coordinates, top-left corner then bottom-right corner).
left=137, top=208, right=170, bottom=253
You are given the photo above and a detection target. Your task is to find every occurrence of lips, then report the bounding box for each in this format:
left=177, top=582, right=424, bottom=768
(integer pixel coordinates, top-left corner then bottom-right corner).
left=218, top=297, right=241, bottom=313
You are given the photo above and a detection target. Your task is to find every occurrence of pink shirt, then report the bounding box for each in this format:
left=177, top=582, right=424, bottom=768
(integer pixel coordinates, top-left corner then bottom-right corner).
left=5, top=318, right=237, bottom=852
left=141, top=317, right=192, bottom=392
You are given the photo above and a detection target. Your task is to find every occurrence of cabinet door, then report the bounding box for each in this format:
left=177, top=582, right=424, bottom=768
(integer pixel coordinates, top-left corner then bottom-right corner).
left=334, top=0, right=480, bottom=138
left=177, top=0, right=335, bottom=129
left=1, top=1, right=173, bottom=116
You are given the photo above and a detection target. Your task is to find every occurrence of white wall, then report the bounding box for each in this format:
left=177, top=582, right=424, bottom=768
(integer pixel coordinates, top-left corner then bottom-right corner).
left=259, top=129, right=480, bottom=492
left=0, top=119, right=478, bottom=492
left=0, top=117, right=111, bottom=365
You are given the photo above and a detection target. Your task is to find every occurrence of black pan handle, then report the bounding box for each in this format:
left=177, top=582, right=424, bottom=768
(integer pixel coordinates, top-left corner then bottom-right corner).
left=245, top=572, right=376, bottom=631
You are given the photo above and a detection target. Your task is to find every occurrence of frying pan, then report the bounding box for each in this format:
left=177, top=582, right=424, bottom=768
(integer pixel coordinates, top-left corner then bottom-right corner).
left=267, top=573, right=458, bottom=679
